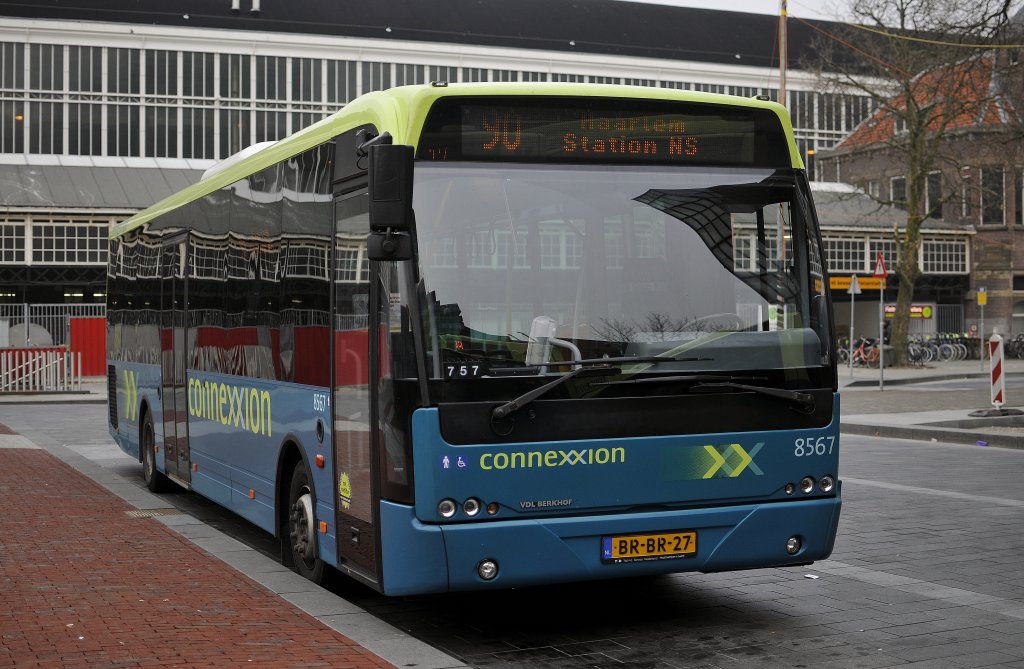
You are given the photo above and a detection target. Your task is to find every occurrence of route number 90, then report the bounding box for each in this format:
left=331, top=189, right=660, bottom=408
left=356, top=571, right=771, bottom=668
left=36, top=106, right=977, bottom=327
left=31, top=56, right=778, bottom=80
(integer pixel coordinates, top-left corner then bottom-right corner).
left=482, top=110, right=522, bottom=151
left=794, top=436, right=835, bottom=457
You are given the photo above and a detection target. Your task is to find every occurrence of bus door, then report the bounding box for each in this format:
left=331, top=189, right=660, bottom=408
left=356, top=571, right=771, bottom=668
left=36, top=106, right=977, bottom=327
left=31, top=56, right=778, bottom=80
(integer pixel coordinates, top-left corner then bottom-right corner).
left=159, top=236, right=191, bottom=486
left=331, top=190, right=378, bottom=582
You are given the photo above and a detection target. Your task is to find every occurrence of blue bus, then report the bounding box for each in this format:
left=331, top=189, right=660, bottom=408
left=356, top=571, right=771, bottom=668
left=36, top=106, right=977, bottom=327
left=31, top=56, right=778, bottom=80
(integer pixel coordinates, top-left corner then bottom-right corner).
left=107, top=83, right=840, bottom=595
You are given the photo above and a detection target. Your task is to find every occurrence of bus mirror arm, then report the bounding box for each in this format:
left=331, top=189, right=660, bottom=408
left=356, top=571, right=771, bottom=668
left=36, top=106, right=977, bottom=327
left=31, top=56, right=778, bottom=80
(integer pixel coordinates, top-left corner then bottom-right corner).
left=356, top=129, right=392, bottom=156
left=367, top=229, right=413, bottom=260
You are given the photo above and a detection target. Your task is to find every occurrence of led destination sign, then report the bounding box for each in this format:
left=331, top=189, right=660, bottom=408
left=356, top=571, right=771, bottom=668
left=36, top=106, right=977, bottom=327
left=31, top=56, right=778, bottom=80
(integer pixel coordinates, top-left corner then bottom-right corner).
left=417, top=97, right=791, bottom=167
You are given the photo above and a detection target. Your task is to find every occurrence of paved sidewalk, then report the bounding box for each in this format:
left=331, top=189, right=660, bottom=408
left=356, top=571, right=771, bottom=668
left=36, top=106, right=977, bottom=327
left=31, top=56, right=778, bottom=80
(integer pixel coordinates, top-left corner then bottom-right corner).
left=840, top=358, right=1024, bottom=448
left=0, top=422, right=458, bottom=669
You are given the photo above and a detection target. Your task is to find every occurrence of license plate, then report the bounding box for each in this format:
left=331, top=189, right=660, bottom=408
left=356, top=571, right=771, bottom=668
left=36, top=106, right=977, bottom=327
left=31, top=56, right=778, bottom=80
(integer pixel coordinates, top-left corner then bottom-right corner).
left=601, top=530, right=697, bottom=563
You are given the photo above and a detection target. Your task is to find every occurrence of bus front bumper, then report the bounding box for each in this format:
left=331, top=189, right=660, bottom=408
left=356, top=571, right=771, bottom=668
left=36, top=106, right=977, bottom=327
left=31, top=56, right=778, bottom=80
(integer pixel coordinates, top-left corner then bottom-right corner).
left=379, top=491, right=841, bottom=595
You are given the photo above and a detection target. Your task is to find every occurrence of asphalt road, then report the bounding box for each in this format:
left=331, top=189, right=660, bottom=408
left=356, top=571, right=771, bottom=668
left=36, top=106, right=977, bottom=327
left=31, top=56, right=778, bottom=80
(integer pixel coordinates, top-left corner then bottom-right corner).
left=5, top=403, right=1024, bottom=668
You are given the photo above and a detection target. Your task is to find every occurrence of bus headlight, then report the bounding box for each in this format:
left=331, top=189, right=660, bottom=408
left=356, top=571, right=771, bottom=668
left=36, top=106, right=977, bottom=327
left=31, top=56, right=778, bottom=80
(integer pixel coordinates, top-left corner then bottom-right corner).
left=786, top=536, right=801, bottom=555
left=478, top=559, right=499, bottom=580
left=463, top=498, right=481, bottom=516
left=819, top=475, right=835, bottom=493
left=438, top=499, right=457, bottom=518
left=799, top=476, right=815, bottom=494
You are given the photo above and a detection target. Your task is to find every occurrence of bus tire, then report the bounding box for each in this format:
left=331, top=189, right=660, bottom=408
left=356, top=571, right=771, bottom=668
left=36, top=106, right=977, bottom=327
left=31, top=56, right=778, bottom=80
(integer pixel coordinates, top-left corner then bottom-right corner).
left=287, top=463, right=325, bottom=583
left=141, top=410, right=173, bottom=493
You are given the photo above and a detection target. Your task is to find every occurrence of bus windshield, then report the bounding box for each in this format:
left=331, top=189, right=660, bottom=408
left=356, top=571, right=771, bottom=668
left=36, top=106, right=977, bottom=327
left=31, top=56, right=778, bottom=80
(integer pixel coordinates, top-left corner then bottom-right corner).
left=413, top=163, right=830, bottom=379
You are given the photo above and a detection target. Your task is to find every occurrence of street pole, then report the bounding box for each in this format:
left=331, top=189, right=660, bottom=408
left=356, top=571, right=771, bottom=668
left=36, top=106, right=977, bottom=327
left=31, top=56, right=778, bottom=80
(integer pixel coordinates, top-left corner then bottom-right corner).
left=980, top=303, right=985, bottom=371
left=847, top=275, right=861, bottom=379
left=849, top=292, right=855, bottom=379
left=879, top=282, right=884, bottom=391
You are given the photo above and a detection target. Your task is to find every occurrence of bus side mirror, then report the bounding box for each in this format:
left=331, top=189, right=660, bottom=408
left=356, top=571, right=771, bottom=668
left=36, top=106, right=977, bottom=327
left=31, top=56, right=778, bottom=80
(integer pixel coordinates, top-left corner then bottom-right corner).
left=369, top=144, right=414, bottom=233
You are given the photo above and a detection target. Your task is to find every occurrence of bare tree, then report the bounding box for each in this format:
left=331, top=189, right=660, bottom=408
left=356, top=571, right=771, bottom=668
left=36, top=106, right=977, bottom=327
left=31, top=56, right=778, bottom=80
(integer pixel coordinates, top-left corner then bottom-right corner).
left=811, top=0, right=1018, bottom=364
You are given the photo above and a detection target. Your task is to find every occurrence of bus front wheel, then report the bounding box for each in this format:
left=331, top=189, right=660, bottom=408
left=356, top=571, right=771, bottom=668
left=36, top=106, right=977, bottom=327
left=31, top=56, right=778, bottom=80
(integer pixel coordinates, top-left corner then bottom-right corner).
left=288, top=464, right=325, bottom=583
left=141, top=411, right=173, bottom=493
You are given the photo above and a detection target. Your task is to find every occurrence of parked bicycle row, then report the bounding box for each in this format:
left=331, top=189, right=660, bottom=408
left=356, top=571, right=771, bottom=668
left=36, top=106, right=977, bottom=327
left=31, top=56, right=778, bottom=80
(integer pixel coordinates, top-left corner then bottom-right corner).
left=836, top=333, right=987, bottom=367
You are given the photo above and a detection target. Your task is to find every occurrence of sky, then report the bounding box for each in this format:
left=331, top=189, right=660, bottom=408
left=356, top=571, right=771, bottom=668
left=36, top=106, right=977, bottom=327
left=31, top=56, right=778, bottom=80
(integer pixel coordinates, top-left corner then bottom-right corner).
left=625, top=0, right=847, bottom=21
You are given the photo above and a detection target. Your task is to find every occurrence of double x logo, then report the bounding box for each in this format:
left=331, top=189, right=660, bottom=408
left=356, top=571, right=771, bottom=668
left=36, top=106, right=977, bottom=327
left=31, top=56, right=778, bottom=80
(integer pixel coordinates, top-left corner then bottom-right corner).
left=702, top=442, right=764, bottom=478
left=122, top=369, right=138, bottom=422
left=560, top=449, right=587, bottom=465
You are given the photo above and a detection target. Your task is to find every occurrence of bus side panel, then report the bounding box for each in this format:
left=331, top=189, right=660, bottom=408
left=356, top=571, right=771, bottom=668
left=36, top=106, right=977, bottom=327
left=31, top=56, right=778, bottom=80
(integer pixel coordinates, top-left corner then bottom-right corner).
left=108, top=360, right=163, bottom=467
left=185, top=370, right=338, bottom=567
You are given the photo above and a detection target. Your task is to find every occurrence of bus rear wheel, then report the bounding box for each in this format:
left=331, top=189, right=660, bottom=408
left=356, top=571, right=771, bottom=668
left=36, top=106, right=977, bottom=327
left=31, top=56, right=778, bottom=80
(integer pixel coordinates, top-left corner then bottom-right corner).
left=287, top=464, right=325, bottom=583
left=141, top=411, right=173, bottom=493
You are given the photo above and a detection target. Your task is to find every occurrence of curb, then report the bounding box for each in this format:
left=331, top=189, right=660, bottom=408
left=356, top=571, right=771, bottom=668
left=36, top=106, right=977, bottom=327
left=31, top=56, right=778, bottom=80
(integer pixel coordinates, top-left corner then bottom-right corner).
left=841, top=422, right=1024, bottom=450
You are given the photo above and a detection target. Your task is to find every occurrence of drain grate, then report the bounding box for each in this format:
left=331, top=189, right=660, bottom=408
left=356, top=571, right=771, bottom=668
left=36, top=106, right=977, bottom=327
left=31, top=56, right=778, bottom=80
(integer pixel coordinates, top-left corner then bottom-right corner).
left=125, top=508, right=183, bottom=518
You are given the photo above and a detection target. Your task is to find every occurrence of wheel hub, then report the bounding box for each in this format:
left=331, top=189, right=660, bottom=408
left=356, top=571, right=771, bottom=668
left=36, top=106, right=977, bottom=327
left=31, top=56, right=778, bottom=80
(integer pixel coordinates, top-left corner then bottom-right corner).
left=289, top=491, right=315, bottom=561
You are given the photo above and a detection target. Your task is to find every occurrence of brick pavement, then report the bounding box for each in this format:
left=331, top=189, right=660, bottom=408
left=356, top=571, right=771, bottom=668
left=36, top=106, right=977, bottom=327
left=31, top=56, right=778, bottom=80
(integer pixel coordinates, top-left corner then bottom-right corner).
left=0, top=425, right=394, bottom=669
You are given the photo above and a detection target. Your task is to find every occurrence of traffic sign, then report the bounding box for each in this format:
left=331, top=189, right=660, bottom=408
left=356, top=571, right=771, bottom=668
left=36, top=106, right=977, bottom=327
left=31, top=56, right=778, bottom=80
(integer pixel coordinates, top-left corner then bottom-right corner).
left=873, top=251, right=888, bottom=278
left=829, top=276, right=885, bottom=291
left=978, top=287, right=987, bottom=306
left=847, top=275, right=861, bottom=295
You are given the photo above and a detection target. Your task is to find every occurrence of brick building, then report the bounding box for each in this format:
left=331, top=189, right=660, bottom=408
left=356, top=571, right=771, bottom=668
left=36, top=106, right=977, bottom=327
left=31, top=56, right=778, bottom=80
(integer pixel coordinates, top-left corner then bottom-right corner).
left=818, top=50, right=1024, bottom=337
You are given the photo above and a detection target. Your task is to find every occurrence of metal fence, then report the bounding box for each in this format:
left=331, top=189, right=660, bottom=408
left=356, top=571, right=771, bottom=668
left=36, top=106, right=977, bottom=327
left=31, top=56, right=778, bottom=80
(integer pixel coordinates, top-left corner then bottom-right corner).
left=0, top=348, right=82, bottom=392
left=0, top=304, right=106, bottom=347
left=935, top=304, right=964, bottom=335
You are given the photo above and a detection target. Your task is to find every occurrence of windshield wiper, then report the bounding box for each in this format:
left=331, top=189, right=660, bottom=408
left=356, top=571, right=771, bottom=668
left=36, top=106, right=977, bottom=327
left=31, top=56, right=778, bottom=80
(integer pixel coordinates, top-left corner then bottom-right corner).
left=440, top=346, right=514, bottom=362
left=490, top=365, right=621, bottom=423
left=593, top=373, right=766, bottom=387
left=691, top=381, right=815, bottom=413
left=489, top=354, right=711, bottom=375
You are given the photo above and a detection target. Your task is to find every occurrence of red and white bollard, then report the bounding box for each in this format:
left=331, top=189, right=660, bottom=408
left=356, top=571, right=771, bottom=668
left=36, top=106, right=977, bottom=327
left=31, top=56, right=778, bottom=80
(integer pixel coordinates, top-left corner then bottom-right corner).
left=990, top=333, right=1005, bottom=409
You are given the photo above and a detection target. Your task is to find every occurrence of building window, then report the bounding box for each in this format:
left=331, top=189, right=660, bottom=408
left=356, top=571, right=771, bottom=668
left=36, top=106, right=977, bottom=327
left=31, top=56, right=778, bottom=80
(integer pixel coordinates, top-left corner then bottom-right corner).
left=183, top=52, right=215, bottom=98
left=256, top=56, right=287, bottom=101
left=395, top=64, right=425, bottom=87
left=68, top=103, right=102, bottom=155
left=926, top=171, right=942, bottom=219
left=108, top=48, right=140, bottom=95
left=183, top=107, right=214, bottom=159
left=824, top=238, right=864, bottom=273
left=733, top=235, right=753, bottom=271
left=327, top=60, right=358, bottom=104
left=429, top=66, right=458, bottom=84
left=1016, top=168, right=1023, bottom=225
left=291, top=57, right=321, bottom=102
left=145, top=50, right=178, bottom=96
left=522, top=71, right=548, bottom=82
left=145, top=105, right=177, bottom=157
left=869, top=239, right=898, bottom=272
left=963, top=172, right=973, bottom=219
left=491, top=69, right=518, bottom=82
left=890, top=176, right=907, bottom=210
left=363, top=62, right=393, bottom=92
left=921, top=239, right=967, bottom=274
left=981, top=167, right=1005, bottom=225
left=69, top=46, right=102, bottom=93
left=220, top=53, right=251, bottom=100
left=0, top=222, right=26, bottom=264
left=461, top=67, right=487, bottom=83
left=30, top=218, right=109, bottom=265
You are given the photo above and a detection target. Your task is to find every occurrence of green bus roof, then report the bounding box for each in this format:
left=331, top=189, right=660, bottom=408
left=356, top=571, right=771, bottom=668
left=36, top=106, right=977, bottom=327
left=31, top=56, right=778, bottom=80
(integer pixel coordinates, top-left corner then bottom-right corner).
left=110, top=82, right=802, bottom=239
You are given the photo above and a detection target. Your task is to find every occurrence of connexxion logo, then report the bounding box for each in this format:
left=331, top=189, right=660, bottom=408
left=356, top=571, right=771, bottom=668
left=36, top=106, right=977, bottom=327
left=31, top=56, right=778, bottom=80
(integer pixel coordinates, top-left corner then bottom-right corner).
left=480, top=446, right=626, bottom=471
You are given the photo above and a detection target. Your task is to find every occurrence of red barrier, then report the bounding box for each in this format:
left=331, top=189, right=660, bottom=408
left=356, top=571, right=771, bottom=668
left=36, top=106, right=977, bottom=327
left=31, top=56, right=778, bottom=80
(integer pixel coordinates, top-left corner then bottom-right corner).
left=69, top=317, right=106, bottom=376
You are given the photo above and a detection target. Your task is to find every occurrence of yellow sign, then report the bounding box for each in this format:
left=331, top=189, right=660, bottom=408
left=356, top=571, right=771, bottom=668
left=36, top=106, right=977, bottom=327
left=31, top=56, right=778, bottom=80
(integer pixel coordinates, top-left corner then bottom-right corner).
left=339, top=472, right=352, bottom=510
left=830, top=276, right=885, bottom=291
left=978, top=289, right=987, bottom=306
